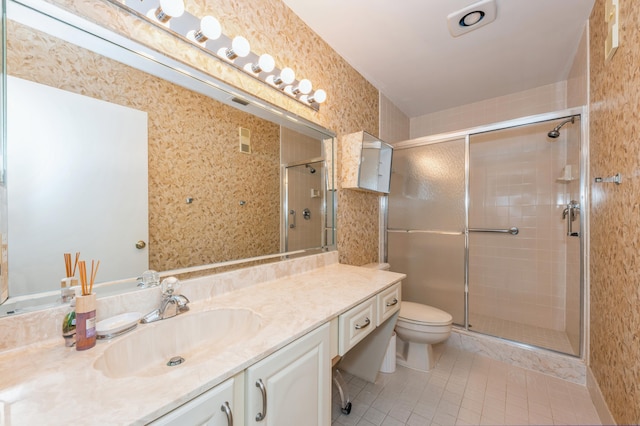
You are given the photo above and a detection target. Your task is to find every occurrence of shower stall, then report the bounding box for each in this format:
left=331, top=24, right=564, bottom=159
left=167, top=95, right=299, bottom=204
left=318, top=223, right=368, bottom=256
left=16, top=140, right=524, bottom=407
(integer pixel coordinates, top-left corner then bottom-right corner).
left=387, top=108, right=586, bottom=357
left=283, top=159, right=326, bottom=252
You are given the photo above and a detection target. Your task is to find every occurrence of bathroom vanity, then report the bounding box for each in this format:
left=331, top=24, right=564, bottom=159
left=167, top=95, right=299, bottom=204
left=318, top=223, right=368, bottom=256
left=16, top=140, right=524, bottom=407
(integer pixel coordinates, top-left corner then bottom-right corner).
left=0, top=253, right=404, bottom=425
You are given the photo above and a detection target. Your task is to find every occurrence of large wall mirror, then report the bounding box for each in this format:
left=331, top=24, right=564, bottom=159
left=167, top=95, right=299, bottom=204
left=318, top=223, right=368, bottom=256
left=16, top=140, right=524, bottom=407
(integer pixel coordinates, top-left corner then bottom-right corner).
left=1, top=0, right=336, bottom=314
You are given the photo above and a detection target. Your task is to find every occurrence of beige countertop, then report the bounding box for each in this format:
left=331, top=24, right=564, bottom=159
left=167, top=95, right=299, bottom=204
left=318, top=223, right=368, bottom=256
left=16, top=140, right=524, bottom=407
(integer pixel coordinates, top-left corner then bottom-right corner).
left=0, top=262, right=404, bottom=425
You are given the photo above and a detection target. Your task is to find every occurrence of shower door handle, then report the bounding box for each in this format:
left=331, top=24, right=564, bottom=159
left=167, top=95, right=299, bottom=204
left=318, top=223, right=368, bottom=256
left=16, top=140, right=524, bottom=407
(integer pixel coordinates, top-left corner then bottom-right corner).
left=289, top=209, right=296, bottom=229
left=469, top=227, right=519, bottom=235
left=564, top=201, right=580, bottom=237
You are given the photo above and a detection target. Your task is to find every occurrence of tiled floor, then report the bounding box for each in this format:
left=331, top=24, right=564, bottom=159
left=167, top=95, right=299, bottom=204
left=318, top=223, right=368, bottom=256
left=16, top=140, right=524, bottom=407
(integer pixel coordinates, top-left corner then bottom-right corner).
left=331, top=345, right=601, bottom=426
left=468, top=314, right=576, bottom=355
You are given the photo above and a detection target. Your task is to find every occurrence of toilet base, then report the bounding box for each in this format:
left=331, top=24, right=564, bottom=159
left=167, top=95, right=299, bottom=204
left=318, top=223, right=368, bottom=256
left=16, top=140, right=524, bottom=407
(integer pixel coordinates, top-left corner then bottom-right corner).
left=395, top=335, right=437, bottom=372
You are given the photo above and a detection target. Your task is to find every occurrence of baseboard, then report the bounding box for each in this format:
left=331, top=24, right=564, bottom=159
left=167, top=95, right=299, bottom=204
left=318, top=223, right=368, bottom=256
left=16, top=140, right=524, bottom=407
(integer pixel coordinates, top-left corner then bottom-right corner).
left=586, top=366, right=616, bottom=425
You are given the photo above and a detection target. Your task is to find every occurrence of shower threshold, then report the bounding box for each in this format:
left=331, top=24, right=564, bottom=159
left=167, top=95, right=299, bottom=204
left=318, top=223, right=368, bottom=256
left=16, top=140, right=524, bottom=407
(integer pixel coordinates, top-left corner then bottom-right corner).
left=467, top=313, right=577, bottom=356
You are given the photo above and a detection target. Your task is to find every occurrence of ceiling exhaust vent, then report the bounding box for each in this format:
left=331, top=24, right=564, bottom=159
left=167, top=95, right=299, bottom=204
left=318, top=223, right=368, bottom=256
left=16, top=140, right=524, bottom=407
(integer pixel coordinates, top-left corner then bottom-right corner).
left=447, top=0, right=497, bottom=37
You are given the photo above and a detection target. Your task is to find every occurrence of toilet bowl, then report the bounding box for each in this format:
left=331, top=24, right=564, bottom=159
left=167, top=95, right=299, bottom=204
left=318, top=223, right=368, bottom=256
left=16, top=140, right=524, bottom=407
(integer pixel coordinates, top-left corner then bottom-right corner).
left=395, top=301, right=453, bottom=371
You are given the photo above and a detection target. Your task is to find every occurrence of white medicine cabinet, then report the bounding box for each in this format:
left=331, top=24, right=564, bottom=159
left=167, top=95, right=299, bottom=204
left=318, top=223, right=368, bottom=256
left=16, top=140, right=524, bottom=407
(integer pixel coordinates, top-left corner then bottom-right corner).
left=342, top=131, right=393, bottom=194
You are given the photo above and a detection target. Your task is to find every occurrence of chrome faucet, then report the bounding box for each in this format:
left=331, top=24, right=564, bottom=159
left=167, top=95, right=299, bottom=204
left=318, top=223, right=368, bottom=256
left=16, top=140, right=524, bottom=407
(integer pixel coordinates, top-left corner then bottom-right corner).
left=141, top=277, right=190, bottom=323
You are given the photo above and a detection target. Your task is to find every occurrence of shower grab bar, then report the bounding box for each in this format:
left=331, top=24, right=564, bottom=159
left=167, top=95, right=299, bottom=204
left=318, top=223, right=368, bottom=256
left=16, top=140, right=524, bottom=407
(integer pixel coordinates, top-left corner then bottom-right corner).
left=469, top=227, right=519, bottom=235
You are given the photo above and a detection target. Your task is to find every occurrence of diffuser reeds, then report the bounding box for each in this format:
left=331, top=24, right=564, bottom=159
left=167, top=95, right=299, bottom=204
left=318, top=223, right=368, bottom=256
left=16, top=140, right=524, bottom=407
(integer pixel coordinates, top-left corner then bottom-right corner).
left=63, top=252, right=80, bottom=278
left=78, top=259, right=100, bottom=296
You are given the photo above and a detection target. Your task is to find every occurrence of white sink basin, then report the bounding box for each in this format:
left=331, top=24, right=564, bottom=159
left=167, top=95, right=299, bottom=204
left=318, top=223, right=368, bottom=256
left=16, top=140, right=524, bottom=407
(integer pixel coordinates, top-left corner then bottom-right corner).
left=94, top=308, right=262, bottom=378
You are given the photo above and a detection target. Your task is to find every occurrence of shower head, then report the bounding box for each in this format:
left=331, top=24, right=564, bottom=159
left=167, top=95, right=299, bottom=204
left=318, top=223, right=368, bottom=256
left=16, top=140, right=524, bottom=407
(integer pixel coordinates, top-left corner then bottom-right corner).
left=306, top=164, right=316, bottom=174
left=547, top=116, right=575, bottom=139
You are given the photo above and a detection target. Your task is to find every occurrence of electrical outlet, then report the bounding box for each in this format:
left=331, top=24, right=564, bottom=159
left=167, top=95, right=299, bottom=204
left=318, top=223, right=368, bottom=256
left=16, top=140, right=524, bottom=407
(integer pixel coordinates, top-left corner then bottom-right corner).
left=239, top=127, right=251, bottom=154
left=605, top=0, right=619, bottom=61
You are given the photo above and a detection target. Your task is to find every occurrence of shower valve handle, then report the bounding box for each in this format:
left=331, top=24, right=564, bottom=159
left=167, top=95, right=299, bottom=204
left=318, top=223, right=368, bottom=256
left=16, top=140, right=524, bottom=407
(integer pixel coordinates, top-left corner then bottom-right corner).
left=564, top=201, right=580, bottom=237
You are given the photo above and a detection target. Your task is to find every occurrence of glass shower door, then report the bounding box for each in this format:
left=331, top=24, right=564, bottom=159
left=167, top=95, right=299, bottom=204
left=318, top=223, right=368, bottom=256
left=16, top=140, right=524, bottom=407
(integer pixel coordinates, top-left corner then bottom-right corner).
left=467, top=117, right=582, bottom=356
left=387, top=139, right=466, bottom=325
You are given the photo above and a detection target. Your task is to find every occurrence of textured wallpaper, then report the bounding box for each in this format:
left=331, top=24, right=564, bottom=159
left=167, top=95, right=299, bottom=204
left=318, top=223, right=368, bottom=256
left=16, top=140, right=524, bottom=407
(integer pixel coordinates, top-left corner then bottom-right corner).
left=43, top=0, right=381, bottom=267
left=589, top=0, right=640, bottom=423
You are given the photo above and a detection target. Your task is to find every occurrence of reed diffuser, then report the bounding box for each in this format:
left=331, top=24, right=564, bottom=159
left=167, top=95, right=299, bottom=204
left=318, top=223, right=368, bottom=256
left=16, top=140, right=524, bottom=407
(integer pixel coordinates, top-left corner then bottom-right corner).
left=76, top=259, right=100, bottom=351
left=61, top=252, right=80, bottom=302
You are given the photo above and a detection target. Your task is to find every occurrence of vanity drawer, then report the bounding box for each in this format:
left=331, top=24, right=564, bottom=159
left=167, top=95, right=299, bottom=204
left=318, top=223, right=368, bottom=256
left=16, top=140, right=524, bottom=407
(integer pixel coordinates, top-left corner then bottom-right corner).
left=338, top=297, right=377, bottom=356
left=377, top=282, right=401, bottom=326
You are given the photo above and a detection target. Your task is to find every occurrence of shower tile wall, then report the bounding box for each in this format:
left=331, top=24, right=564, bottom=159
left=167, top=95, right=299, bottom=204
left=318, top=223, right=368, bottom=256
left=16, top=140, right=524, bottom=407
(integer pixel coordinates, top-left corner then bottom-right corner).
left=379, top=93, right=410, bottom=144
left=410, top=82, right=567, bottom=139
left=469, top=127, right=568, bottom=331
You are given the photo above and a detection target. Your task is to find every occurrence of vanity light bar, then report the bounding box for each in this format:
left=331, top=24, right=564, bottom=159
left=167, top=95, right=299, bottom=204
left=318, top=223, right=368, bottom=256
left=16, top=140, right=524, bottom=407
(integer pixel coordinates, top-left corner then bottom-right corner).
left=114, top=0, right=327, bottom=110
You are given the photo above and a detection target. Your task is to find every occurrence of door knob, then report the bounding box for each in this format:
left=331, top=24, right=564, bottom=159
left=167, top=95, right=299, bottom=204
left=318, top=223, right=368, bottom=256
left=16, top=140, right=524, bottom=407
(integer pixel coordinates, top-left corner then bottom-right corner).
left=135, top=240, right=146, bottom=249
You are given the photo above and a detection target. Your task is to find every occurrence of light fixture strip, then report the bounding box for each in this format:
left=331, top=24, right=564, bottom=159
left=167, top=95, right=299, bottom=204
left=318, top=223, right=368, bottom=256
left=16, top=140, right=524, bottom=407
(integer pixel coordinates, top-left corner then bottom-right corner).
left=115, top=0, right=325, bottom=110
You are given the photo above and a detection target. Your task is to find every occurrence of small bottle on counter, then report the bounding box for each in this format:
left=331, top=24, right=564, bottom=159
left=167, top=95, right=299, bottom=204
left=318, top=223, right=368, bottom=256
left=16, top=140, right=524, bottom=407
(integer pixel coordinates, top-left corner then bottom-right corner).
left=60, top=277, right=78, bottom=303
left=62, top=297, right=76, bottom=347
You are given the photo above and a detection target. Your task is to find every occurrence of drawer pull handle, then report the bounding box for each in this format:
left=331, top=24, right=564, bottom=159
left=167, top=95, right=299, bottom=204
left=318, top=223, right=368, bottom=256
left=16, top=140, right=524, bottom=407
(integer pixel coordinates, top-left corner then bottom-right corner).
left=355, top=317, right=371, bottom=330
left=386, top=298, right=398, bottom=307
left=255, top=379, right=267, bottom=421
left=220, top=401, right=233, bottom=426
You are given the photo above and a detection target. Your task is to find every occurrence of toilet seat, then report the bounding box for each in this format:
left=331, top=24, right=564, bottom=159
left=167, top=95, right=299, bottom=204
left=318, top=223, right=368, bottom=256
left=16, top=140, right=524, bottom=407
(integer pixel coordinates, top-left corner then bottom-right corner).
left=399, top=301, right=453, bottom=326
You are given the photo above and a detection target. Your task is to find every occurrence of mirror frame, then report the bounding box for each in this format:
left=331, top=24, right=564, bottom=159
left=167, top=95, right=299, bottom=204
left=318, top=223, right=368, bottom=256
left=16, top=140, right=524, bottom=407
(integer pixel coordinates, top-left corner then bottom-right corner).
left=0, top=0, right=337, bottom=315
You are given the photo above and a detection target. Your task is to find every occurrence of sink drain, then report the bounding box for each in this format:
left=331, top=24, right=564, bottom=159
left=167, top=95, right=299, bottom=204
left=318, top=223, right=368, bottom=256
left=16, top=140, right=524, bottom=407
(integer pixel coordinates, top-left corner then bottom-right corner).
left=167, top=356, right=185, bottom=367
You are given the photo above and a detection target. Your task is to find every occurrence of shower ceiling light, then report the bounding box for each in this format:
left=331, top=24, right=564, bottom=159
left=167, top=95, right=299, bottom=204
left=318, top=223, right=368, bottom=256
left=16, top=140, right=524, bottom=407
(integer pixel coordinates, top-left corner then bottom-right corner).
left=447, top=0, right=497, bottom=37
left=120, top=0, right=327, bottom=110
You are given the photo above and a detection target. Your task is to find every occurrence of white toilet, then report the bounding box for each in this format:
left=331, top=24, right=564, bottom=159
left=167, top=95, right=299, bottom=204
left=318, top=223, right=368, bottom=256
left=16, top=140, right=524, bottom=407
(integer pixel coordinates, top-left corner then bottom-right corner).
left=360, top=262, right=453, bottom=371
left=395, top=301, right=453, bottom=371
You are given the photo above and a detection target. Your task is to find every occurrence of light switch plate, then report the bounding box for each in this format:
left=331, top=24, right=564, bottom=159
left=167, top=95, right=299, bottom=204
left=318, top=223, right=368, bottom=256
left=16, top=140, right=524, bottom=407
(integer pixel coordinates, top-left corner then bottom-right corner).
left=605, top=0, right=619, bottom=62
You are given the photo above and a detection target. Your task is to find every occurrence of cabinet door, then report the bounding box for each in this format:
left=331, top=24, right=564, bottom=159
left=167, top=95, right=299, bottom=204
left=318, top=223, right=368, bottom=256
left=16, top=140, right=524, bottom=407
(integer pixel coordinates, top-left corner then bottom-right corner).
left=151, top=373, right=243, bottom=426
left=245, top=323, right=330, bottom=426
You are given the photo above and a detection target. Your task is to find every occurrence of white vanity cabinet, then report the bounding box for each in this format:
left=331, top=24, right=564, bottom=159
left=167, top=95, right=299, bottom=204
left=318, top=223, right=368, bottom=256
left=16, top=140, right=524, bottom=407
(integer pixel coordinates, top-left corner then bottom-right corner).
left=151, top=373, right=244, bottom=426
left=244, top=323, right=331, bottom=426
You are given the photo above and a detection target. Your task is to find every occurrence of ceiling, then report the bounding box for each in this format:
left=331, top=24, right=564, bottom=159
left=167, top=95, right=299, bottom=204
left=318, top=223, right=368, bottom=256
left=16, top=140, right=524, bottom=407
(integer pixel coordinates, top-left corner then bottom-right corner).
left=281, top=0, right=596, bottom=118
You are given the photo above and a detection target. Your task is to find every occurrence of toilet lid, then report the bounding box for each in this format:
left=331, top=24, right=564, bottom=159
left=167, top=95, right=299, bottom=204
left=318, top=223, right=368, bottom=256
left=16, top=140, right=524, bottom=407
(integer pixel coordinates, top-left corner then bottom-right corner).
left=399, top=301, right=453, bottom=325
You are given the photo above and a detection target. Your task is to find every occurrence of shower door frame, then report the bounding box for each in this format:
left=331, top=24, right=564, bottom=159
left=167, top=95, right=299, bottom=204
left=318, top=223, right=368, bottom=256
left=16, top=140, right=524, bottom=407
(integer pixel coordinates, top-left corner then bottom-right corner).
left=385, top=106, right=589, bottom=359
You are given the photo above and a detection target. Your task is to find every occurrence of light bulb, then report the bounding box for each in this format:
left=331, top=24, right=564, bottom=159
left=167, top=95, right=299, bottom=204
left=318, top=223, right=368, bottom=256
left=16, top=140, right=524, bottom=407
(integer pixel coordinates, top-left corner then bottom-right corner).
left=193, top=16, right=221, bottom=43
left=225, top=36, right=251, bottom=60
left=154, top=0, right=185, bottom=23
left=250, top=54, right=276, bottom=73
left=292, top=79, right=312, bottom=95
left=308, top=89, right=327, bottom=104
left=269, top=67, right=295, bottom=85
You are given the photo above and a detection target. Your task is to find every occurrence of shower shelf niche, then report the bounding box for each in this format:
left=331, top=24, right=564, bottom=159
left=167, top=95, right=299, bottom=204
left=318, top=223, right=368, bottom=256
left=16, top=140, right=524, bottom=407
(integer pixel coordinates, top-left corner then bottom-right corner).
left=556, top=165, right=577, bottom=183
